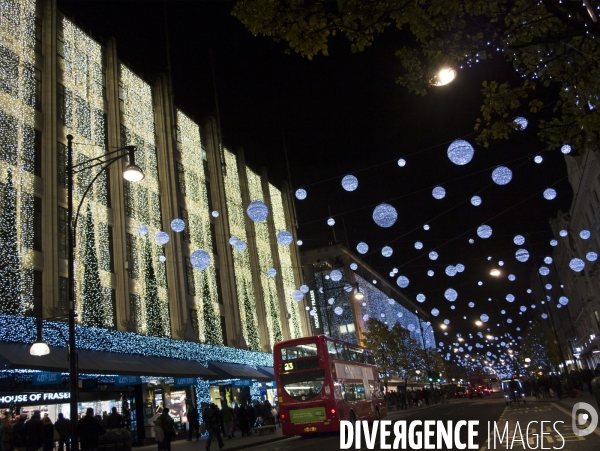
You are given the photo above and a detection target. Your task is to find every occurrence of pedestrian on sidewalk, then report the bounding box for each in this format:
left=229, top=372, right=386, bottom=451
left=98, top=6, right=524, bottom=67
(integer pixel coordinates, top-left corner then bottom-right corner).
left=221, top=403, right=234, bottom=439
left=54, top=414, right=70, bottom=451
left=202, top=403, right=223, bottom=451
left=155, top=409, right=174, bottom=451
left=186, top=404, right=199, bottom=441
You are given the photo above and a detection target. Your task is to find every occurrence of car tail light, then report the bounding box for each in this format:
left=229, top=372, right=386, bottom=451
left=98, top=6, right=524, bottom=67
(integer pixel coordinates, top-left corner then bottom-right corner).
left=331, top=409, right=336, bottom=415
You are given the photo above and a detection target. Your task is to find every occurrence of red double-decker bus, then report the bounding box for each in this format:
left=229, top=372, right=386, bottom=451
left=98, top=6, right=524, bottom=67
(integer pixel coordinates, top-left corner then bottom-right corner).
left=273, top=335, right=386, bottom=436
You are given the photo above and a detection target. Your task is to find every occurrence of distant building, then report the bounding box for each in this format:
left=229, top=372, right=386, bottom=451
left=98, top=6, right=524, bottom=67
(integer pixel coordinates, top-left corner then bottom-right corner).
left=549, top=148, right=600, bottom=369
left=300, top=244, right=434, bottom=348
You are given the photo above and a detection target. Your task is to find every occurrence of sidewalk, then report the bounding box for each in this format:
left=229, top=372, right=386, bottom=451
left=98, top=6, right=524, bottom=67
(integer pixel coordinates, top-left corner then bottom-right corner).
left=527, top=389, right=600, bottom=411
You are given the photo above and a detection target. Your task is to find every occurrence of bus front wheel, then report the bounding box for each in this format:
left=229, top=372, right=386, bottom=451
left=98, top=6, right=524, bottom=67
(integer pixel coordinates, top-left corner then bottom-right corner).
left=375, top=408, right=381, bottom=421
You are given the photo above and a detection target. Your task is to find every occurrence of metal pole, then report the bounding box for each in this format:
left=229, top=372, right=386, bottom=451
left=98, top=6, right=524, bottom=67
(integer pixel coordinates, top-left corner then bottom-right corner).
left=66, top=135, right=79, bottom=451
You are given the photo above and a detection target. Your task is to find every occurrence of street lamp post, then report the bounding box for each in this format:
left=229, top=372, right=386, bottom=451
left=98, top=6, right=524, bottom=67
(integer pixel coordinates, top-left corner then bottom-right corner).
left=30, top=135, right=144, bottom=451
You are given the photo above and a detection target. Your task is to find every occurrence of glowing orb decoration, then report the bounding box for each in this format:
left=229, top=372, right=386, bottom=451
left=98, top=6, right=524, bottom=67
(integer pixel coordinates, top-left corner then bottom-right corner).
left=569, top=258, right=585, bottom=272
left=155, top=231, right=170, bottom=245
left=297, top=240, right=303, bottom=247
left=398, top=158, right=406, bottom=167
left=334, top=307, right=343, bottom=316
left=429, top=251, right=439, bottom=260
left=397, top=312, right=403, bottom=318
left=508, top=274, right=516, bottom=281
left=327, top=218, right=335, bottom=226
left=514, top=249, right=529, bottom=263
left=356, top=242, right=369, bottom=254
left=559, top=229, right=568, bottom=237
left=372, top=203, right=398, bottom=228
left=431, top=308, right=440, bottom=317
left=300, top=285, right=310, bottom=293
left=330, top=270, right=342, bottom=282
left=456, top=264, right=465, bottom=273
left=471, top=196, right=482, bottom=206
left=158, top=255, right=166, bottom=263
left=416, top=294, right=426, bottom=303
left=501, top=310, right=506, bottom=315
left=545, top=284, right=552, bottom=290
left=542, top=256, right=553, bottom=265
left=586, top=252, right=598, bottom=262
left=506, top=294, right=515, bottom=303
left=492, top=166, right=512, bottom=185
left=211, top=211, right=219, bottom=218
left=514, top=235, right=525, bottom=245
left=432, top=186, right=446, bottom=199
left=382, top=246, right=393, bottom=257
left=445, top=288, right=458, bottom=302
left=292, top=290, right=304, bottom=301
left=274, top=230, right=293, bottom=247
left=447, top=140, right=475, bottom=165
left=363, top=314, right=369, bottom=321
left=138, top=225, right=149, bottom=235
left=561, top=144, right=572, bottom=154
left=397, top=275, right=410, bottom=288
left=295, top=188, right=307, bottom=200
left=229, top=236, right=238, bottom=246
left=268, top=268, right=277, bottom=277
left=539, top=266, right=550, bottom=276
left=235, top=240, right=247, bottom=252
left=309, top=310, right=316, bottom=316
left=580, top=230, right=591, bottom=240
left=520, top=306, right=527, bottom=312
left=514, top=117, right=528, bottom=130
left=478, top=281, right=483, bottom=286
left=499, top=260, right=504, bottom=266
left=550, top=239, right=558, bottom=247
left=559, top=296, right=569, bottom=306
left=427, top=270, right=434, bottom=277
left=345, top=284, right=354, bottom=292
left=328, top=298, right=335, bottom=305
left=247, top=201, right=269, bottom=222
left=543, top=188, right=557, bottom=200
left=407, top=324, right=415, bottom=332
left=541, top=313, right=548, bottom=319
left=477, top=225, right=492, bottom=239
left=469, top=239, right=474, bottom=244
left=393, top=268, right=398, bottom=274
left=534, top=155, right=543, bottom=164
left=170, top=219, right=185, bottom=233
left=350, top=263, right=358, bottom=270
left=423, top=224, right=430, bottom=230
left=190, top=250, right=211, bottom=270
left=444, top=319, right=450, bottom=325
left=445, top=266, right=457, bottom=277
left=480, top=314, right=489, bottom=323
left=388, top=298, right=395, bottom=305
left=341, top=175, right=359, bottom=192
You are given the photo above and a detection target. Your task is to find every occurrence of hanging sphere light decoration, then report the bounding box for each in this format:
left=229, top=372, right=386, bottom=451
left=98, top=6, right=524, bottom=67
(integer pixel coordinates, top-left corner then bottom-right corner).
left=478, top=281, right=483, bottom=286
left=445, top=265, right=457, bottom=276
left=158, top=255, right=166, bottom=263
left=477, top=225, right=493, bottom=239
left=397, top=275, right=409, bottom=288
left=432, top=186, right=446, bottom=199
left=559, top=296, right=569, bottom=306
left=507, top=318, right=513, bottom=323
left=508, top=274, right=516, bottom=281
left=247, top=200, right=269, bottom=222
left=541, top=313, right=548, bottom=319
left=295, top=188, right=307, bottom=200
left=341, top=175, right=359, bottom=192
left=397, top=312, right=403, bottom=318
left=327, top=218, right=335, bottom=226
left=334, top=307, right=343, bottom=315
left=393, top=268, right=398, bottom=274
left=545, top=284, right=553, bottom=290
left=520, top=306, right=527, bottom=312
left=580, top=230, right=591, bottom=239
left=381, top=246, right=393, bottom=257
left=471, top=196, right=482, bottom=206
left=415, top=241, right=423, bottom=250
left=170, top=218, right=185, bottom=233
left=300, top=285, right=309, bottom=293
left=447, top=139, right=475, bottom=165
left=235, top=240, right=247, bottom=252
left=398, top=158, right=406, bottom=167
left=427, top=270, right=434, bottom=276
left=514, top=117, right=528, bottom=130
left=350, top=263, right=358, bottom=270
left=330, top=269, right=342, bottom=282
left=444, top=319, right=450, bottom=325
left=372, top=203, right=398, bottom=228
left=267, top=268, right=277, bottom=277
left=229, top=236, right=238, bottom=246
left=469, top=238, right=474, bottom=244
left=388, top=298, right=395, bottom=305
left=559, top=229, right=568, bottom=237
left=431, top=308, right=440, bottom=316
left=297, top=240, right=303, bottom=246
left=445, top=288, right=458, bottom=301
left=561, top=144, right=572, bottom=154
left=190, top=250, right=211, bottom=270
left=276, top=230, right=293, bottom=246
left=498, top=260, right=504, bottom=266
left=534, top=155, right=543, bottom=164
left=544, top=256, right=553, bottom=264
left=586, top=251, right=598, bottom=262
left=539, top=266, right=550, bottom=276
left=423, top=224, right=430, bottom=230
left=550, top=239, right=558, bottom=247
left=429, top=251, right=439, bottom=260
left=480, top=314, right=489, bottom=323
left=492, top=166, right=512, bottom=185
left=344, top=284, right=353, bottom=292
left=506, top=294, right=515, bottom=303
left=407, top=324, right=416, bottom=332
left=543, top=188, right=557, bottom=200
left=155, top=231, right=170, bottom=245
left=138, top=225, right=149, bottom=235
left=309, top=310, right=316, bottom=316
left=363, top=314, right=369, bottom=321
left=327, top=298, right=335, bottom=305
left=292, top=290, right=304, bottom=301
left=468, top=302, right=475, bottom=308
left=456, top=263, right=465, bottom=272
left=514, top=235, right=525, bottom=245
left=569, top=258, right=585, bottom=272
left=211, top=211, right=219, bottom=218
left=356, top=242, right=369, bottom=254
left=416, top=294, right=426, bottom=303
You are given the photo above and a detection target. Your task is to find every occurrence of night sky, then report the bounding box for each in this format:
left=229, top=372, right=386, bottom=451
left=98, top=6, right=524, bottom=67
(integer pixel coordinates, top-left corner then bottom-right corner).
left=58, top=1, right=574, bottom=361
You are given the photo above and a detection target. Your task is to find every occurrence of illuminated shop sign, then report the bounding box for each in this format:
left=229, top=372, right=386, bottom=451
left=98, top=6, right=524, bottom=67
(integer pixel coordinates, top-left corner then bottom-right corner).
left=0, top=392, right=70, bottom=406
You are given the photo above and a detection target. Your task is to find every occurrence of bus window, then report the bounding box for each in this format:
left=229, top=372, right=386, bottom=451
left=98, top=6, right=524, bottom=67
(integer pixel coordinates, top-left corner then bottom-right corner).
left=279, top=369, right=325, bottom=401
left=354, top=348, right=366, bottom=363
left=346, top=346, right=358, bottom=362
left=326, top=340, right=338, bottom=360
left=280, top=342, right=318, bottom=360
left=342, top=383, right=356, bottom=402
left=354, top=383, right=366, bottom=401
left=335, top=342, right=348, bottom=361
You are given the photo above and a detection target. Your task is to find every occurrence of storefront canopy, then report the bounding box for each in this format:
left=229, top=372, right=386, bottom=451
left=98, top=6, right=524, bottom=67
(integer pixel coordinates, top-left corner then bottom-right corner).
left=256, top=365, right=275, bottom=380
left=207, top=361, right=271, bottom=381
left=0, top=343, right=219, bottom=379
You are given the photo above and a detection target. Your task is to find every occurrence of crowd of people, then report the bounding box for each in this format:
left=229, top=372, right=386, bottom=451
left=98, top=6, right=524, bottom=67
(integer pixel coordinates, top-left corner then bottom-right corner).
left=384, top=386, right=452, bottom=409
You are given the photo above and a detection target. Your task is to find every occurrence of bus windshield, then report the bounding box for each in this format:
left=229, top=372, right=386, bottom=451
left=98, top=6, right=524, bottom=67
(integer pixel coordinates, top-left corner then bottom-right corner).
left=280, top=369, right=325, bottom=401
left=280, top=342, right=319, bottom=360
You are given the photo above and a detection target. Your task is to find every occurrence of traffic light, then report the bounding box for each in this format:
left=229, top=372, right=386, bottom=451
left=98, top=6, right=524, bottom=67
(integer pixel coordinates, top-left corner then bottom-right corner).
left=427, top=371, right=434, bottom=383
left=436, top=377, right=442, bottom=383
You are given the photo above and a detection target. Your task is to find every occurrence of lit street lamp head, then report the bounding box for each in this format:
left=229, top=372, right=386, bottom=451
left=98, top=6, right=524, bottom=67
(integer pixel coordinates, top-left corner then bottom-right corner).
left=490, top=268, right=501, bottom=276
left=30, top=319, right=50, bottom=356
left=430, top=67, right=456, bottom=86
left=123, top=164, right=145, bottom=182
left=354, top=290, right=364, bottom=301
